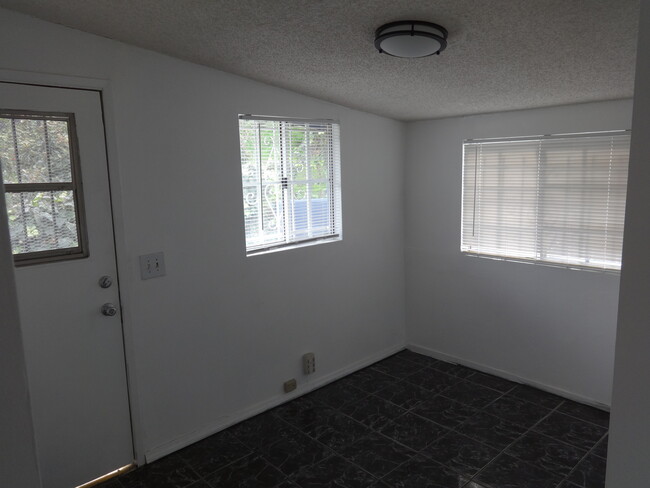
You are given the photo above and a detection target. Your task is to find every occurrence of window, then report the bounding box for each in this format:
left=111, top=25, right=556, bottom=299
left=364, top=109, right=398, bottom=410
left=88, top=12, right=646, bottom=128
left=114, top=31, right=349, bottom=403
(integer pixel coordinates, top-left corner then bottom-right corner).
left=461, top=131, right=631, bottom=271
left=0, top=111, right=87, bottom=265
left=238, top=115, right=342, bottom=255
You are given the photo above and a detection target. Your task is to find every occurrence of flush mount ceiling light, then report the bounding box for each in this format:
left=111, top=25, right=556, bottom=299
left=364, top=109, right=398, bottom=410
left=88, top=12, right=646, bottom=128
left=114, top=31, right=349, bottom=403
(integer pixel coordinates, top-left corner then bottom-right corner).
left=375, top=20, right=448, bottom=58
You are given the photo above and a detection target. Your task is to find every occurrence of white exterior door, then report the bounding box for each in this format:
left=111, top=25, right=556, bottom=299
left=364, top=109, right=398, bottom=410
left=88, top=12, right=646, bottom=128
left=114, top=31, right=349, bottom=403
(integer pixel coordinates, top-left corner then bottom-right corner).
left=0, top=82, right=133, bottom=488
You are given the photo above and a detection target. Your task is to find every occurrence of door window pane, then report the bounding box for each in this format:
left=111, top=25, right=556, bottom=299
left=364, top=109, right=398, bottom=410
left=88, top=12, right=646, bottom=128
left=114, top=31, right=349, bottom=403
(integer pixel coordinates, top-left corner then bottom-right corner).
left=6, top=191, right=79, bottom=254
left=0, top=117, right=72, bottom=183
left=1, top=111, right=87, bottom=264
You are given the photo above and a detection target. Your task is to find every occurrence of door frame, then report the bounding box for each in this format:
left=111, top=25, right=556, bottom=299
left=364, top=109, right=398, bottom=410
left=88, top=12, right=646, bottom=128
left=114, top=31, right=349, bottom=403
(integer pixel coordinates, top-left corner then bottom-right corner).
left=0, top=69, right=145, bottom=466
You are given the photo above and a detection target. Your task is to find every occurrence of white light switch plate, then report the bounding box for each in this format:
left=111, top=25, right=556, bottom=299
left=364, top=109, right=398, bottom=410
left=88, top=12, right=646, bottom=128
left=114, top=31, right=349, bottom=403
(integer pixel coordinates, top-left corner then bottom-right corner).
left=139, top=252, right=166, bottom=280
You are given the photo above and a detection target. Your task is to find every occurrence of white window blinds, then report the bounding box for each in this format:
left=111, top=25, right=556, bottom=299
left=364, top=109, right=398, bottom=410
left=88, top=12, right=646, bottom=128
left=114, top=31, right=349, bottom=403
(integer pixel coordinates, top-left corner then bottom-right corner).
left=238, top=116, right=342, bottom=254
left=461, top=131, right=631, bottom=271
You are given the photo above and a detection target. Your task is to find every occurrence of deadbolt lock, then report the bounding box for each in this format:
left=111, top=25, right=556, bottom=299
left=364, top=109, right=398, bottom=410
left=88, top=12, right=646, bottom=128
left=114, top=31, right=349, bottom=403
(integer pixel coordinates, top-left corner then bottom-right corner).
left=99, top=275, right=113, bottom=289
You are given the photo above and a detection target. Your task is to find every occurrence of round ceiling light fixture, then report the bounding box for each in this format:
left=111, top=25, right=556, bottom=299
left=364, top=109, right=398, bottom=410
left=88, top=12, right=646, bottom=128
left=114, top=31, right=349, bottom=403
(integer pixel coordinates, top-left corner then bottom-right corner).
left=375, top=20, right=448, bottom=58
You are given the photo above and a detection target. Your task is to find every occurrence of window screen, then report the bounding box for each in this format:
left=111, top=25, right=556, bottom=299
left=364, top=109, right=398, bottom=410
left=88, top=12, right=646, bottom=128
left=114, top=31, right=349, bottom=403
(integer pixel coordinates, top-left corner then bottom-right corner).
left=0, top=111, right=87, bottom=265
left=238, top=115, right=342, bottom=254
left=461, top=131, right=631, bottom=271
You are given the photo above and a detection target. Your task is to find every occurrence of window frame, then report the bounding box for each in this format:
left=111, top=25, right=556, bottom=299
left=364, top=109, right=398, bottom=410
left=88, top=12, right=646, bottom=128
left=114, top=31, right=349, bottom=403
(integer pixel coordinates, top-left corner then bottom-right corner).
left=1, top=109, right=89, bottom=266
left=460, top=130, right=631, bottom=272
left=238, top=114, right=342, bottom=256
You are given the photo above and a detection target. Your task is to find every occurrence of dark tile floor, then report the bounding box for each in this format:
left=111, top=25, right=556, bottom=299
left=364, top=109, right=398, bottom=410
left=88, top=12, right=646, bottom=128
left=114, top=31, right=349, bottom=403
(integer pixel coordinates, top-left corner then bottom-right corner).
left=100, top=350, right=609, bottom=488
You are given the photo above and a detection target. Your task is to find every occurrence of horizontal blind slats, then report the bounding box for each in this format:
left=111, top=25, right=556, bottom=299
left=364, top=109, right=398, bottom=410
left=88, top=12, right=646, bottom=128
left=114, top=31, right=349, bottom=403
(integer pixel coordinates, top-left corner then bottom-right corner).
left=461, top=132, right=630, bottom=271
left=239, top=118, right=342, bottom=253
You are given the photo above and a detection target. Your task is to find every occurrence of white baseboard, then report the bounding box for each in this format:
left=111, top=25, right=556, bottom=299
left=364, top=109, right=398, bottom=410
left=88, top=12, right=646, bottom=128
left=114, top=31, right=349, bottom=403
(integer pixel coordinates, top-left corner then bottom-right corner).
left=407, top=343, right=610, bottom=412
left=144, top=343, right=405, bottom=463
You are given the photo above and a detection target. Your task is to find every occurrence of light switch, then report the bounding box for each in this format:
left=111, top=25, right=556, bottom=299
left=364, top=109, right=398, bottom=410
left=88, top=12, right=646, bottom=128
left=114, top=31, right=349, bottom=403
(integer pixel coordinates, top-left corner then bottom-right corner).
left=139, top=252, right=166, bottom=280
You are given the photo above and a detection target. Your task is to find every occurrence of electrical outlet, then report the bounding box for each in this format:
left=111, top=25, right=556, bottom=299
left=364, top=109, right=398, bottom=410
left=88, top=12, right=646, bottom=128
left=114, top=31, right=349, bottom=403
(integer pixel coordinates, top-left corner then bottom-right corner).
left=283, top=379, right=297, bottom=393
left=303, top=352, right=315, bottom=375
left=139, top=252, right=166, bottom=280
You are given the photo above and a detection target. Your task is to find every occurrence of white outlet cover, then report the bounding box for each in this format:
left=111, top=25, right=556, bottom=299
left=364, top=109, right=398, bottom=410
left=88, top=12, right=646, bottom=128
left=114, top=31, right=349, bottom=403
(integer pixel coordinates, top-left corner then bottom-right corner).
left=303, top=352, right=315, bottom=374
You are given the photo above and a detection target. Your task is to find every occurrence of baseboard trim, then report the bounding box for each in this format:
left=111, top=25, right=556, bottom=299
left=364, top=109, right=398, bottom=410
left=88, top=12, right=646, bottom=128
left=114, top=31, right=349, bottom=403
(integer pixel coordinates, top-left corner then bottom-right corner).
left=406, top=343, right=610, bottom=412
left=144, top=343, right=404, bottom=463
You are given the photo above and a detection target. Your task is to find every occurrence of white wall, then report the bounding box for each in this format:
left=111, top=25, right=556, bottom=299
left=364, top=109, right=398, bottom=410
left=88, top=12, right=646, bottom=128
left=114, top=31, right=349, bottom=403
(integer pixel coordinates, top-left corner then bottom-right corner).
left=0, top=190, right=41, bottom=487
left=0, top=9, right=406, bottom=461
left=607, top=1, right=650, bottom=485
left=405, top=100, right=633, bottom=406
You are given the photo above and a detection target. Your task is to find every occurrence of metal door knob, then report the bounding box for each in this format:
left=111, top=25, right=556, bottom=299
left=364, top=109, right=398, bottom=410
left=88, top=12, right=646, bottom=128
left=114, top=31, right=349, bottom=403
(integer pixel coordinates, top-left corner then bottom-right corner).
left=101, top=303, right=118, bottom=316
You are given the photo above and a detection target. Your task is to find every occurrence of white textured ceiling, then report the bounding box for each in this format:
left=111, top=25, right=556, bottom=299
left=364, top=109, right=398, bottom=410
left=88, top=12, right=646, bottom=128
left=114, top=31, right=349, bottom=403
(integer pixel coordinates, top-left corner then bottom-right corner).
left=0, top=0, right=640, bottom=121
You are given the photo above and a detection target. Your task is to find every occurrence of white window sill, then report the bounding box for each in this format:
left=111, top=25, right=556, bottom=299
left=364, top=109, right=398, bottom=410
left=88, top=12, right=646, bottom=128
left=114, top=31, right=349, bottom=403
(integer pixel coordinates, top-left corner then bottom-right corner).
left=461, top=251, right=621, bottom=274
left=246, top=235, right=342, bottom=257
